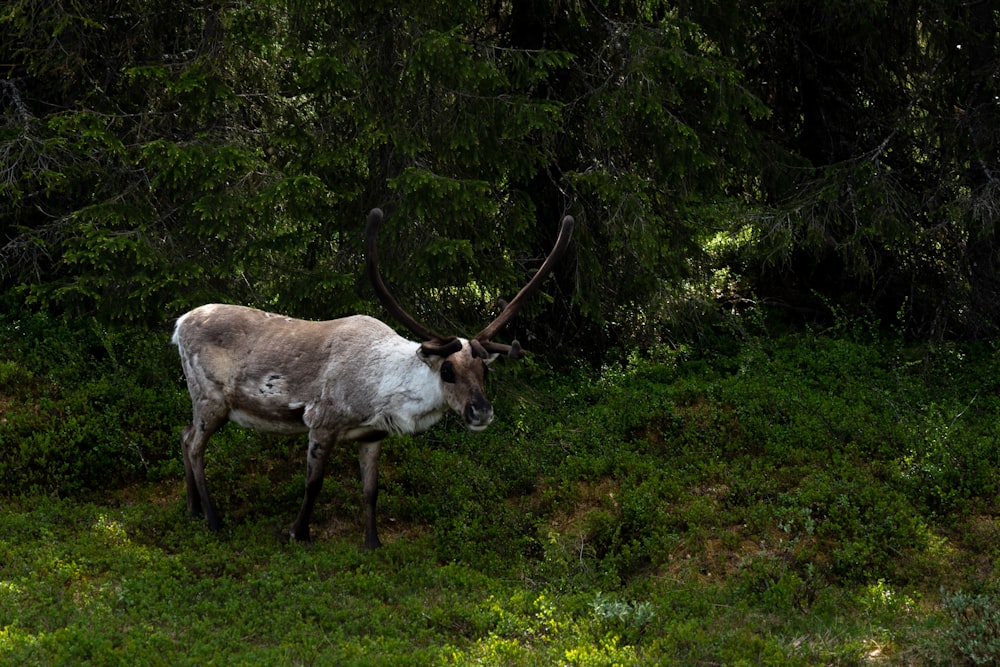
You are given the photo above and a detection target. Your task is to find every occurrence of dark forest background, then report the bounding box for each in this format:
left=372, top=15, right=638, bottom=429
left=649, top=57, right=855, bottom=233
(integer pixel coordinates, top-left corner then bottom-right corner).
left=2, top=0, right=999, bottom=349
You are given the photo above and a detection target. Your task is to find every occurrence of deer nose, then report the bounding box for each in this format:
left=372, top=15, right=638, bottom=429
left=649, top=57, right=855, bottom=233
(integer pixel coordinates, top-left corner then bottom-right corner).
left=464, top=398, right=494, bottom=431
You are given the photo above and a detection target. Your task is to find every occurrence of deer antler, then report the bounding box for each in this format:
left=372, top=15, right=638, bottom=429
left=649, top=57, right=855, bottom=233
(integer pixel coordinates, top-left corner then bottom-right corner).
left=366, top=208, right=574, bottom=360
left=474, top=214, right=575, bottom=358
left=365, top=208, right=462, bottom=356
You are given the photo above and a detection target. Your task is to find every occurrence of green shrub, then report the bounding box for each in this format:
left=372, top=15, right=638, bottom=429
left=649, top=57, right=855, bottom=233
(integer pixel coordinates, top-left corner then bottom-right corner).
left=0, top=359, right=34, bottom=393
left=590, top=592, right=656, bottom=644
left=0, top=306, right=186, bottom=496
left=943, top=589, right=1000, bottom=666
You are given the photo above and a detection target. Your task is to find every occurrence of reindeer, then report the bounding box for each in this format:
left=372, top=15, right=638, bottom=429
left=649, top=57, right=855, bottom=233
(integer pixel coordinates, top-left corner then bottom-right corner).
left=172, top=208, right=573, bottom=548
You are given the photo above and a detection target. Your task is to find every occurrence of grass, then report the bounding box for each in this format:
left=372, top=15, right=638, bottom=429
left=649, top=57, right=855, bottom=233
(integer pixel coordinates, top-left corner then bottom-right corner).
left=0, top=493, right=935, bottom=665
left=2, top=308, right=1000, bottom=664
left=0, top=499, right=961, bottom=666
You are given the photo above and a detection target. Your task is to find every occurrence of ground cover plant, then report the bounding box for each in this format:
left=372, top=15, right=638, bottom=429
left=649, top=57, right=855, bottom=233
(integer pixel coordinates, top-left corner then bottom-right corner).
left=3, top=309, right=1000, bottom=665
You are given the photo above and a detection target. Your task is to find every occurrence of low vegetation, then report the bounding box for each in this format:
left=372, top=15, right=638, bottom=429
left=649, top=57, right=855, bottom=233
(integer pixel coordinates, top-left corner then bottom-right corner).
left=2, top=306, right=1000, bottom=665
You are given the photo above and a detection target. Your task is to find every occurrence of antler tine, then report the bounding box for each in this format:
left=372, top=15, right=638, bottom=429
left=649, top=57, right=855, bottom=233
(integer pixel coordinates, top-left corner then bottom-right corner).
left=475, top=214, right=575, bottom=345
left=365, top=208, right=454, bottom=348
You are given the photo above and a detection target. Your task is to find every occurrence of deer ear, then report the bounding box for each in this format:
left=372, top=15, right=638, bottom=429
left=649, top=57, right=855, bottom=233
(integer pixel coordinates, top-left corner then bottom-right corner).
left=469, top=339, right=501, bottom=364
left=418, top=337, right=463, bottom=357
left=417, top=338, right=463, bottom=368
left=475, top=339, right=523, bottom=361
left=416, top=346, right=440, bottom=369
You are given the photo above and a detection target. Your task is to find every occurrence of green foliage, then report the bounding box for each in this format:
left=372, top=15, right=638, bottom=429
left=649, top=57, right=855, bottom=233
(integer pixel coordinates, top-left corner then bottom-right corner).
left=1, top=0, right=769, bottom=357
left=4, top=0, right=1000, bottom=348
left=0, top=303, right=185, bottom=495
left=590, top=592, right=656, bottom=644
left=705, top=0, right=1000, bottom=338
left=943, top=589, right=1000, bottom=666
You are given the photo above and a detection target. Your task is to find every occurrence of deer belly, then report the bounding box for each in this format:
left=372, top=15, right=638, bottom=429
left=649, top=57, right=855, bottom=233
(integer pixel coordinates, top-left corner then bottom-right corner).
left=226, top=372, right=311, bottom=434
left=229, top=402, right=309, bottom=434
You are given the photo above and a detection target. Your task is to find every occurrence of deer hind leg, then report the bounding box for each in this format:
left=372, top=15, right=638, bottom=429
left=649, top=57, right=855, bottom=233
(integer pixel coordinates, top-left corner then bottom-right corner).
left=359, top=438, right=384, bottom=550
left=180, top=403, right=227, bottom=531
left=290, top=432, right=336, bottom=543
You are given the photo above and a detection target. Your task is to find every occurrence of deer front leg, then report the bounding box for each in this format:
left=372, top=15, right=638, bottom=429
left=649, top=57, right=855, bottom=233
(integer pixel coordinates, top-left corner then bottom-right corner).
left=291, top=434, right=334, bottom=543
left=359, top=439, right=383, bottom=550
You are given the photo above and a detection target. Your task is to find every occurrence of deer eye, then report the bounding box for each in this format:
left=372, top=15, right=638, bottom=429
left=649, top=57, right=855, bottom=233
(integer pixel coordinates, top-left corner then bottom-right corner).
left=440, top=361, right=456, bottom=384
